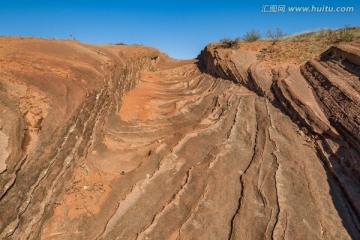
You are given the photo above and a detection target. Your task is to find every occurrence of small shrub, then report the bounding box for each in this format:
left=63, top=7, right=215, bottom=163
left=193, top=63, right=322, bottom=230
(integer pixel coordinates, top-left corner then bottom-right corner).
left=220, top=37, right=240, bottom=48
left=331, top=26, right=356, bottom=43
left=114, top=42, right=126, bottom=45
left=266, top=28, right=287, bottom=40
left=69, top=34, right=77, bottom=41
left=313, top=29, right=332, bottom=41
left=242, top=29, right=261, bottom=42
left=307, top=44, right=318, bottom=53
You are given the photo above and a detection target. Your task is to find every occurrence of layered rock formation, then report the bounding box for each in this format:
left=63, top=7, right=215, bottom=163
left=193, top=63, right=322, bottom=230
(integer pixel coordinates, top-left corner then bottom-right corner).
left=0, top=37, right=359, bottom=239
left=198, top=40, right=360, bottom=238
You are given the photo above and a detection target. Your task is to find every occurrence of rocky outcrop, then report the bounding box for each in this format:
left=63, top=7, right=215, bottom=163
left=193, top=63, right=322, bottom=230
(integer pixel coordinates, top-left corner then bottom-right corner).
left=198, top=44, right=275, bottom=99
left=301, top=43, right=360, bottom=151
left=197, top=40, right=360, bottom=235
left=300, top=41, right=360, bottom=217
left=0, top=38, right=160, bottom=239
left=198, top=44, right=258, bottom=88
left=272, top=65, right=337, bottom=136
left=0, top=37, right=359, bottom=239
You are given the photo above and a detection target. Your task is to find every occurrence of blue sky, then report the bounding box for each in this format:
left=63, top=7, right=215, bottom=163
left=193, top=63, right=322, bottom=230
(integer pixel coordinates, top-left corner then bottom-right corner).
left=0, top=0, right=359, bottom=59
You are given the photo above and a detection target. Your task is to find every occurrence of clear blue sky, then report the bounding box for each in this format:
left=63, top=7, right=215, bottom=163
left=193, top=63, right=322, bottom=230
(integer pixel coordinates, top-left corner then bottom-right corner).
left=0, top=0, right=359, bottom=59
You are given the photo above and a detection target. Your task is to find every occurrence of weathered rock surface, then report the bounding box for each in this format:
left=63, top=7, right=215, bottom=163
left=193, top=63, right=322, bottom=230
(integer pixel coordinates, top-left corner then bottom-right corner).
left=301, top=42, right=360, bottom=219
left=199, top=40, right=360, bottom=238
left=0, top=37, right=359, bottom=239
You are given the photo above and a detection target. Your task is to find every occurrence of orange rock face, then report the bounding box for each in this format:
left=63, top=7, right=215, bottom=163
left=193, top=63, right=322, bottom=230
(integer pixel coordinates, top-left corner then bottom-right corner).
left=0, top=37, right=359, bottom=239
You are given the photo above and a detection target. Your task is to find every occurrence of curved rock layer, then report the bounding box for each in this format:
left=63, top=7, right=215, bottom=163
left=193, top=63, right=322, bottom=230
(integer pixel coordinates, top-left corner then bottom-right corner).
left=199, top=40, right=360, bottom=237
left=0, top=37, right=359, bottom=239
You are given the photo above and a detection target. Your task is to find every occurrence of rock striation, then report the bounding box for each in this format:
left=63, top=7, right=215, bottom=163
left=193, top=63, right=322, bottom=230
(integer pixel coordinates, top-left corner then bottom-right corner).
left=198, top=40, right=360, bottom=238
left=0, top=37, right=359, bottom=239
